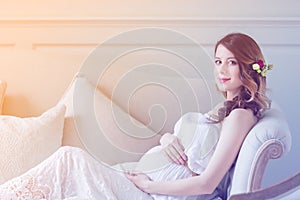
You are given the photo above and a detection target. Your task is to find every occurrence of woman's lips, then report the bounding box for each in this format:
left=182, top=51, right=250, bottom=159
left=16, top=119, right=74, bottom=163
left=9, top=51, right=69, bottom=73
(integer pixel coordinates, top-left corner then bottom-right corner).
left=219, top=78, right=230, bottom=83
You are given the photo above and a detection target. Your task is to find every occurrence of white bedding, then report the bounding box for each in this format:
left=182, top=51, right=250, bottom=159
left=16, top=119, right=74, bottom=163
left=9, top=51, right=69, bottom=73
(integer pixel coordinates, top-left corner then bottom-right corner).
left=0, top=146, right=152, bottom=200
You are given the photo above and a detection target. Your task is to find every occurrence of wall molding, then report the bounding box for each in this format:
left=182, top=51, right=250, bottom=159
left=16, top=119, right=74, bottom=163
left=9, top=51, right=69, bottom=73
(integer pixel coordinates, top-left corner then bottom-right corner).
left=0, top=17, right=300, bottom=27
left=1, top=17, right=300, bottom=48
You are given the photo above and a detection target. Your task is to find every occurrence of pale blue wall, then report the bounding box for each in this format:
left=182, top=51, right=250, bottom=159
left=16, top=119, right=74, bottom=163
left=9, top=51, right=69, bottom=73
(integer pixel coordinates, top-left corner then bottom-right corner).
left=262, top=46, right=300, bottom=187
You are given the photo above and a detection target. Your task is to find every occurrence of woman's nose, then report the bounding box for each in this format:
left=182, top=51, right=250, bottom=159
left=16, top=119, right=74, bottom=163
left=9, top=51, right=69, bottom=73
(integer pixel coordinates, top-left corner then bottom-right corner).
left=218, top=64, right=227, bottom=74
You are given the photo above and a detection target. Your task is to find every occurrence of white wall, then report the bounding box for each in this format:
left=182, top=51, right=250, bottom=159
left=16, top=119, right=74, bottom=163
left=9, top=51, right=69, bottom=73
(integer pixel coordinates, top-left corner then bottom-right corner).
left=0, top=0, right=299, bottom=188
left=262, top=45, right=300, bottom=187
left=0, top=0, right=300, bottom=18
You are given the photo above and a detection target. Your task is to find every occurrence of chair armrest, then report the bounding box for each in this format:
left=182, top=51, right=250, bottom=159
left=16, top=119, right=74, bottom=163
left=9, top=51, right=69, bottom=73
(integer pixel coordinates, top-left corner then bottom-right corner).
left=229, top=171, right=300, bottom=200
left=229, top=105, right=292, bottom=196
left=247, top=139, right=284, bottom=191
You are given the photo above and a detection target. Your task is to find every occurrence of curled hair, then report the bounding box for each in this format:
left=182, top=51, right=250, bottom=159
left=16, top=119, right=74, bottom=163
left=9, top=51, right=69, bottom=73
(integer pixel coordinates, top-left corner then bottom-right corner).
left=214, top=33, right=271, bottom=121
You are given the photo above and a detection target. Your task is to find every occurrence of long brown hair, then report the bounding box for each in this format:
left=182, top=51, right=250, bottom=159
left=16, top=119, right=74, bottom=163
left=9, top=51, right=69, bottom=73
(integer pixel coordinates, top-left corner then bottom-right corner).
left=214, top=33, right=271, bottom=121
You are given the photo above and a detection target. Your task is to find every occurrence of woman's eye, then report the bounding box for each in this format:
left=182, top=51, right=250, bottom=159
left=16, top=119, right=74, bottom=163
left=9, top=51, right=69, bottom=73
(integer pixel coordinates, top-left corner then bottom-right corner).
left=214, top=60, right=221, bottom=65
left=228, top=60, right=237, bottom=65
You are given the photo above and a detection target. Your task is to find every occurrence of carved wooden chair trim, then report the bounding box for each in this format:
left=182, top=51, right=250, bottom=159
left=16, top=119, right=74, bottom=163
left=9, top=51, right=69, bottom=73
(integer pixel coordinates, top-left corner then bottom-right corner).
left=248, top=139, right=284, bottom=191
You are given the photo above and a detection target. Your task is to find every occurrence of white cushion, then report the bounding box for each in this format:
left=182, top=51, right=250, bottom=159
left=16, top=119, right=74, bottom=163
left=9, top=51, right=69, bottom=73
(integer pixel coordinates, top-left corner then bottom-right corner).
left=58, top=75, right=161, bottom=165
left=0, top=104, right=66, bottom=184
left=97, top=69, right=217, bottom=135
left=58, top=75, right=85, bottom=149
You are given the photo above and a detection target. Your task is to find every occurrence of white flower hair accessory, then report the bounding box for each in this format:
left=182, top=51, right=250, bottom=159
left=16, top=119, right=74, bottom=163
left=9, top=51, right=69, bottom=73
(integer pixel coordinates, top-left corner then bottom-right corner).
left=252, top=60, right=273, bottom=77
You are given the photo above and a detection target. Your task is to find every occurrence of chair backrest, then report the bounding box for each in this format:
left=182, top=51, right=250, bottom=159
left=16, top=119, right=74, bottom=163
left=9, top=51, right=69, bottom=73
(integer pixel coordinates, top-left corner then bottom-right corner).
left=229, top=103, right=292, bottom=196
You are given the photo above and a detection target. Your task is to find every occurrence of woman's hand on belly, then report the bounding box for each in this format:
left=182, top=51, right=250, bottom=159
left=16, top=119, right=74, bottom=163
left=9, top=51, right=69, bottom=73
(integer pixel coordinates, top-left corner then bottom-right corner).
left=160, top=133, right=187, bottom=165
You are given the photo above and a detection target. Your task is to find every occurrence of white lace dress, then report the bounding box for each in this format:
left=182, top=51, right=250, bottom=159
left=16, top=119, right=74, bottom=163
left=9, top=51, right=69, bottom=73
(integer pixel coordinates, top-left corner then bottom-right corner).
left=0, top=113, right=221, bottom=200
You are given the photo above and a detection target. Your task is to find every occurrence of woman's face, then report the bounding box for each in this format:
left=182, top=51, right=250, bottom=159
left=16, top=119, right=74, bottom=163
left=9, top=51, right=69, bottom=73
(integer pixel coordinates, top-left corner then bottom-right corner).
left=214, top=44, right=243, bottom=100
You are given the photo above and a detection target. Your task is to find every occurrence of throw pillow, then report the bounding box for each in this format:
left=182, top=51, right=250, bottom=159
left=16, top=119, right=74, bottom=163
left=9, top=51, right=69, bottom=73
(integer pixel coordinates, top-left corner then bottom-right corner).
left=0, top=104, right=66, bottom=184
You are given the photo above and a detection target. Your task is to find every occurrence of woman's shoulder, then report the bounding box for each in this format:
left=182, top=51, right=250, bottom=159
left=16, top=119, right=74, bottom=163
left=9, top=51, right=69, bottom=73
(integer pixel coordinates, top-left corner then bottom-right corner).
left=228, top=108, right=255, bottom=117
left=225, top=108, right=258, bottom=126
left=219, top=108, right=258, bottom=140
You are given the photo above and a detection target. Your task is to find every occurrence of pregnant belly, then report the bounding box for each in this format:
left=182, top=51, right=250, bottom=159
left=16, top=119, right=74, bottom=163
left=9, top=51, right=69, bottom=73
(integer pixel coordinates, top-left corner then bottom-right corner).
left=146, top=162, right=193, bottom=181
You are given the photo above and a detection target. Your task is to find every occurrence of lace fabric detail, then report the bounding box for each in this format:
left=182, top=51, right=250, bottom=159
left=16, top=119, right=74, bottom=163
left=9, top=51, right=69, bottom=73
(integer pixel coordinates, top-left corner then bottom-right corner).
left=0, top=146, right=220, bottom=200
left=2, top=174, right=50, bottom=199
left=0, top=146, right=153, bottom=200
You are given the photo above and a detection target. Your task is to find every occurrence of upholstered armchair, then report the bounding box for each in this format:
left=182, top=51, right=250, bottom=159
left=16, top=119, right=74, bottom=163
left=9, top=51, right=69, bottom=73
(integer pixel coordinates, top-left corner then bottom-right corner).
left=227, top=103, right=292, bottom=199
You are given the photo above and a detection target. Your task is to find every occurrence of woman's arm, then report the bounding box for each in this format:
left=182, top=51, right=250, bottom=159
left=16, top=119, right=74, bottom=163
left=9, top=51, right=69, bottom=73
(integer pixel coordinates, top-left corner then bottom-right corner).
left=127, top=108, right=257, bottom=196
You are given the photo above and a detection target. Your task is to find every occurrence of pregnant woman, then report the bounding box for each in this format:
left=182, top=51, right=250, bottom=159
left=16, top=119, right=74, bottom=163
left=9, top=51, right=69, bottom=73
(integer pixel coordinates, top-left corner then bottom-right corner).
left=0, top=32, right=272, bottom=200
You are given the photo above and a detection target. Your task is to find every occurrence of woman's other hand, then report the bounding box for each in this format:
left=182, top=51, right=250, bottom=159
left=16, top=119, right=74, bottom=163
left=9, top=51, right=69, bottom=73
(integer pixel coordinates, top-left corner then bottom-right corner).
left=160, top=133, right=187, bottom=165
left=126, top=172, right=152, bottom=193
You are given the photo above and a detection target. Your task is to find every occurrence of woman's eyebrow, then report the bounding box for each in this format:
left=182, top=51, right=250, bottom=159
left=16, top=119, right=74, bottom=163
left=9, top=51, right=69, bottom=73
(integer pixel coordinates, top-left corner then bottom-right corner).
left=214, top=56, right=236, bottom=60
left=227, top=57, right=237, bottom=60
